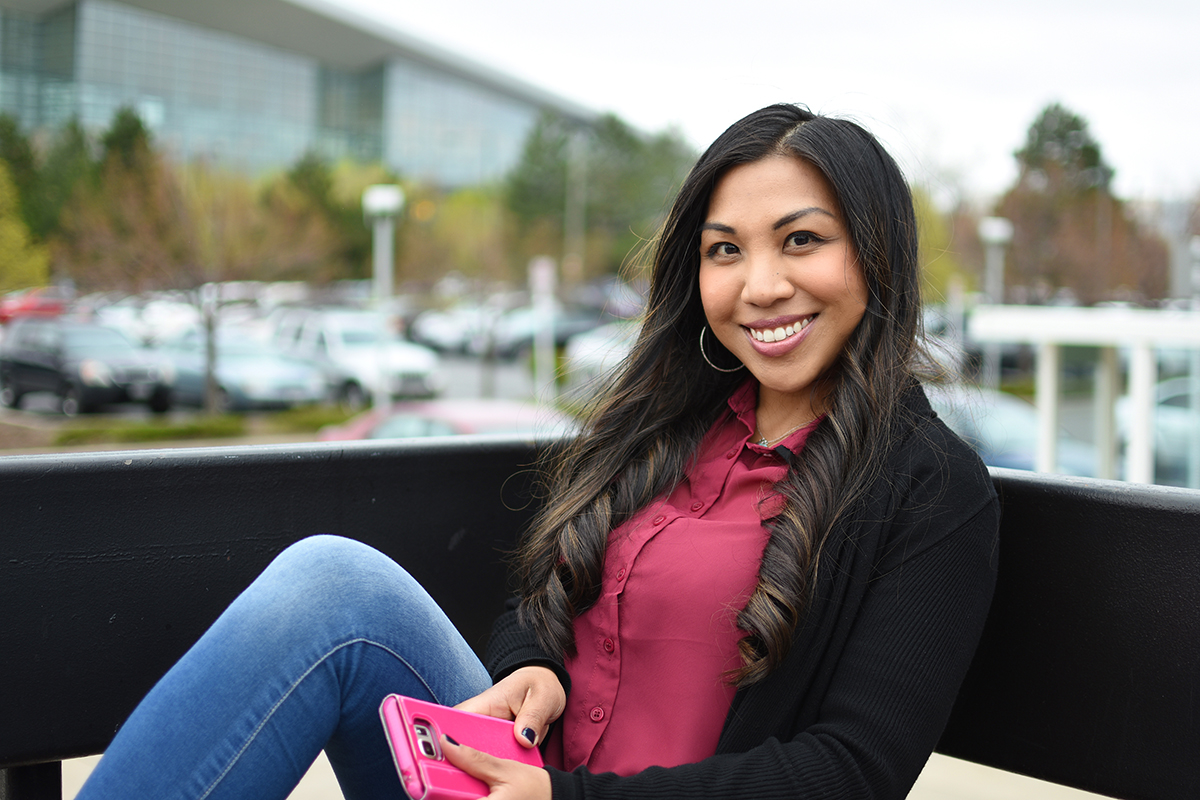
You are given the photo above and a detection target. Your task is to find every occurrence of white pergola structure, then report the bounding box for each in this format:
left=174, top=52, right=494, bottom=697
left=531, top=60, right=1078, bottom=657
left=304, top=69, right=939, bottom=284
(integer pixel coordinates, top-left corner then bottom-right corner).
left=969, top=305, right=1200, bottom=483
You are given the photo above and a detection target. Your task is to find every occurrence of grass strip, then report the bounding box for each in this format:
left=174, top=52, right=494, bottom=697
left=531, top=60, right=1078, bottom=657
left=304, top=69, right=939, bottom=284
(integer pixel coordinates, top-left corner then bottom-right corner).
left=54, top=415, right=247, bottom=446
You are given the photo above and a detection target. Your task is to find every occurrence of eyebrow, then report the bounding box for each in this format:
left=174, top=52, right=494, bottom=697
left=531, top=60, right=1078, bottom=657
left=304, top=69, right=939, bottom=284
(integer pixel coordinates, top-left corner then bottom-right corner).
left=772, top=207, right=836, bottom=230
left=698, top=206, right=837, bottom=235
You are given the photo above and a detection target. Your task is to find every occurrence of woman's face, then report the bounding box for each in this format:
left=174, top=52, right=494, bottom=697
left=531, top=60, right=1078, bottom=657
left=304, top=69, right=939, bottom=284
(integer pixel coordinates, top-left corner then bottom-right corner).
left=698, top=155, right=868, bottom=414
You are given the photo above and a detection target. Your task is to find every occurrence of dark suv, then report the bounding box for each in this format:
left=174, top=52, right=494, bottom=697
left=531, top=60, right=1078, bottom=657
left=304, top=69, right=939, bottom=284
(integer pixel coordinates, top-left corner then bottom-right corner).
left=0, top=319, right=173, bottom=415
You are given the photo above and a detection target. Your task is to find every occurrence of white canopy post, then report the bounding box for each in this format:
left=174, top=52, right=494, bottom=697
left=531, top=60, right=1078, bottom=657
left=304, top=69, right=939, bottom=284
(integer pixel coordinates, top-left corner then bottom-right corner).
left=1126, top=343, right=1157, bottom=484
left=1035, top=342, right=1061, bottom=474
left=1093, top=347, right=1119, bottom=480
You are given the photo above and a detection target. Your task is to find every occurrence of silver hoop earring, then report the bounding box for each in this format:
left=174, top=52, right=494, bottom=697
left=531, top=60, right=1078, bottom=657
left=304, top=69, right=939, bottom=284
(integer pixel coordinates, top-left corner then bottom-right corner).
left=699, top=326, right=745, bottom=373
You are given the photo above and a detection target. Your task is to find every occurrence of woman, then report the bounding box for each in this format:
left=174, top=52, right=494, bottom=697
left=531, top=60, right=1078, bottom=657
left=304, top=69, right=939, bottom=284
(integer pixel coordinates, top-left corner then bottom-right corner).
left=78, top=104, right=998, bottom=800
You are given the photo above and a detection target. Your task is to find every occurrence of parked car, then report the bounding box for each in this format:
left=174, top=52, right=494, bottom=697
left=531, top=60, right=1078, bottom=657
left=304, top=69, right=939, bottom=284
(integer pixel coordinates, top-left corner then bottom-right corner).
left=0, top=286, right=70, bottom=325
left=561, top=320, right=640, bottom=401
left=1116, top=377, right=1200, bottom=486
left=317, top=398, right=578, bottom=441
left=409, top=303, right=505, bottom=354
left=0, top=318, right=173, bottom=415
left=273, top=308, right=441, bottom=407
left=925, top=383, right=1096, bottom=477
left=157, top=330, right=330, bottom=411
left=469, top=304, right=611, bottom=360
left=92, top=294, right=200, bottom=346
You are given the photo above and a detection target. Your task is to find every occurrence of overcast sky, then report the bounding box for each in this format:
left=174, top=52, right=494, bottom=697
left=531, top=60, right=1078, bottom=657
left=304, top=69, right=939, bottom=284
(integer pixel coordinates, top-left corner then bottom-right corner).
left=333, top=0, right=1199, bottom=206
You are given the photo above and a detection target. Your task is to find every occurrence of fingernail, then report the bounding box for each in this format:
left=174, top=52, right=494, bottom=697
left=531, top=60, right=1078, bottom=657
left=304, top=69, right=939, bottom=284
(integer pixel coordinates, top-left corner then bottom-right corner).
left=521, top=727, right=537, bottom=745
left=444, top=735, right=460, bottom=746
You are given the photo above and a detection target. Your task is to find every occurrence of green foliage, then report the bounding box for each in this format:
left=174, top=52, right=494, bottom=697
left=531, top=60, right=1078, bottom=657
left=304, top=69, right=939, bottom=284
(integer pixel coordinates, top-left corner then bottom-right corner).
left=506, top=112, right=571, bottom=225
left=1015, top=103, right=1113, bottom=192
left=28, top=119, right=94, bottom=241
left=0, top=160, right=49, bottom=292
left=48, top=405, right=354, bottom=446
left=101, top=107, right=153, bottom=170
left=39, top=105, right=698, bottom=295
left=504, top=112, right=696, bottom=277
left=54, top=110, right=191, bottom=293
left=0, top=114, right=38, bottom=235
left=53, top=414, right=247, bottom=446
left=997, top=103, right=1168, bottom=304
left=912, top=187, right=967, bottom=302
left=268, top=404, right=356, bottom=432
left=267, top=153, right=398, bottom=280
left=55, top=113, right=351, bottom=292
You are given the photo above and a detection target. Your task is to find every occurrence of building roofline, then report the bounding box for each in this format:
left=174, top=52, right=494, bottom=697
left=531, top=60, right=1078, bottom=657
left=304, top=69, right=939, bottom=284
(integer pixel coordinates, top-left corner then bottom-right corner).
left=286, top=0, right=595, bottom=122
left=0, top=0, right=596, bottom=123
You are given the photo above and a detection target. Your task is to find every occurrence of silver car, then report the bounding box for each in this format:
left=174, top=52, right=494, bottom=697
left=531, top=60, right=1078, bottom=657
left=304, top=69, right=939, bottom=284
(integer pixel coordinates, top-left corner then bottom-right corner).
left=273, top=308, right=441, bottom=408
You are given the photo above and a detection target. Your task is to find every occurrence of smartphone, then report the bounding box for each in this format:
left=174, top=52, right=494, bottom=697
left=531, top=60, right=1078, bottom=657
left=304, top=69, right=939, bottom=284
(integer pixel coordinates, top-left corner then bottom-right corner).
left=379, top=694, right=544, bottom=800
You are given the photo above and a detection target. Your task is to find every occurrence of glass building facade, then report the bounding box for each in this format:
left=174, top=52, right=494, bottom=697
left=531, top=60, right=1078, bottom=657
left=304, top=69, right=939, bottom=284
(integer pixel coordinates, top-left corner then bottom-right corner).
left=0, top=0, right=586, bottom=184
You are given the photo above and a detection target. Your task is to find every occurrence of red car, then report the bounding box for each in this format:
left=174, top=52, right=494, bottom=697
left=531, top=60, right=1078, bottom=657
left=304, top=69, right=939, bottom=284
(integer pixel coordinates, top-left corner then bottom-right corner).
left=318, top=398, right=578, bottom=441
left=0, top=287, right=69, bottom=325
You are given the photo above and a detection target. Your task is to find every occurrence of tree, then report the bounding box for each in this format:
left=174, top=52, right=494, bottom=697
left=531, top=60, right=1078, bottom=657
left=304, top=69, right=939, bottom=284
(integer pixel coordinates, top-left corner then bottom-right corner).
left=912, top=187, right=969, bottom=302
left=28, top=119, right=95, bottom=243
left=395, top=183, right=516, bottom=289
left=52, top=110, right=354, bottom=412
left=0, top=114, right=38, bottom=238
left=267, top=152, right=401, bottom=281
left=1015, top=103, right=1113, bottom=193
left=53, top=109, right=191, bottom=294
left=0, top=160, right=50, bottom=292
left=505, top=112, right=696, bottom=280
left=995, top=103, right=1168, bottom=304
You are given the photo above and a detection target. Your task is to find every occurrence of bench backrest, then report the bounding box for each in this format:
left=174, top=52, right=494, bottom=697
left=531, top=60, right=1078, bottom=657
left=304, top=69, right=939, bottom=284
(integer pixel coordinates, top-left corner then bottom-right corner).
left=1, top=439, right=1197, bottom=799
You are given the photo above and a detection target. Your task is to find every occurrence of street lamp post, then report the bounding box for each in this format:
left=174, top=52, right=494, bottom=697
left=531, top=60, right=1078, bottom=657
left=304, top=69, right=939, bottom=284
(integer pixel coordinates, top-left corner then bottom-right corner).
left=363, top=184, right=405, bottom=408
left=978, top=217, right=1013, bottom=389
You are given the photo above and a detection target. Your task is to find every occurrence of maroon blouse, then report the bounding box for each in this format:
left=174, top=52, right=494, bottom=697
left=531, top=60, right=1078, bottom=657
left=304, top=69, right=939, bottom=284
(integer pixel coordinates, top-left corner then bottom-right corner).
left=543, top=381, right=817, bottom=774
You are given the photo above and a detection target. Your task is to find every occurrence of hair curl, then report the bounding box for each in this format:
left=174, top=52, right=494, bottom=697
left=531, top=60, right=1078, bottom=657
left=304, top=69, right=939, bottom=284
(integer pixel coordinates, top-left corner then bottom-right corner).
left=512, top=104, right=925, bottom=686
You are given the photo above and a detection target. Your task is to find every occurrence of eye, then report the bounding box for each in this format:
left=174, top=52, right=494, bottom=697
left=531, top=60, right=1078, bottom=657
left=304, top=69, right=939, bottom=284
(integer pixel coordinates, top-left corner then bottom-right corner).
left=785, top=232, right=822, bottom=248
left=704, top=242, right=740, bottom=259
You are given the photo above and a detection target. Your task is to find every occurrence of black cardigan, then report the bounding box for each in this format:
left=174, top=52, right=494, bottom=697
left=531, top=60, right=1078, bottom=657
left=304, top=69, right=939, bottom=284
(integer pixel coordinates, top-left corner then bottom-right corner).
left=486, top=386, right=1000, bottom=800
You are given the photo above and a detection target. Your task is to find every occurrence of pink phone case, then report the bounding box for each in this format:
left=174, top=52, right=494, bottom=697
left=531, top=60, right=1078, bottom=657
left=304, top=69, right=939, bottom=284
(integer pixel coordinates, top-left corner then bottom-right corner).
left=379, top=694, right=544, bottom=800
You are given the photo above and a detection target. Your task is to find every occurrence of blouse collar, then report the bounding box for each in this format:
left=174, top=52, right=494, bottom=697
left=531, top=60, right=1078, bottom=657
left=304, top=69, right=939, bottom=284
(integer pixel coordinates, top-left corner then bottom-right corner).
left=726, top=380, right=821, bottom=463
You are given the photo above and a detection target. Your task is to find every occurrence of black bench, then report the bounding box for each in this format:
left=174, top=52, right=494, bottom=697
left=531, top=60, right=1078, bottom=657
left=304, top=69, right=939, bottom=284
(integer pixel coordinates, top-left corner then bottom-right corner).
left=1, top=439, right=1197, bottom=799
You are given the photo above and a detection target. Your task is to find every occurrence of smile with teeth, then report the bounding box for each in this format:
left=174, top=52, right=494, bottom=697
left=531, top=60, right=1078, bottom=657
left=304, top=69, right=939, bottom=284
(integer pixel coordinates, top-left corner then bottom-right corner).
left=748, top=316, right=813, bottom=343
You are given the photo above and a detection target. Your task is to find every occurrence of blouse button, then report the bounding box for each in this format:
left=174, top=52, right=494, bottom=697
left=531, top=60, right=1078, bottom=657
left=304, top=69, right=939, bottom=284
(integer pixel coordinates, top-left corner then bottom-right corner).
left=603, top=638, right=615, bottom=653
left=652, top=514, right=666, bottom=525
left=589, top=706, right=605, bottom=722
left=690, top=501, right=704, bottom=512
left=726, top=448, right=738, bottom=459
left=616, top=567, right=626, bottom=581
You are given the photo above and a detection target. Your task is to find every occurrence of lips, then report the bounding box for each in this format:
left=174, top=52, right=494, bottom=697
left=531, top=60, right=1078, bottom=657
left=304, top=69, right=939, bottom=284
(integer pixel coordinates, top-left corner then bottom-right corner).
left=746, top=315, right=814, bottom=344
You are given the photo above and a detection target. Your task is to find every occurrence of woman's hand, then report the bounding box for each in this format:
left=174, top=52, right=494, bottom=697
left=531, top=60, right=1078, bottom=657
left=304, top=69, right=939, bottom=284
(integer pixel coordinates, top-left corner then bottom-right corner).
left=455, top=665, right=565, bottom=748
left=441, top=737, right=552, bottom=800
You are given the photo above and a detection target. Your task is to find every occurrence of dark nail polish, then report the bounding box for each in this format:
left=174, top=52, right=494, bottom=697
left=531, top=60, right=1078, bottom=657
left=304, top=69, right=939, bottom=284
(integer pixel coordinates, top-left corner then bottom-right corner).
left=444, top=735, right=460, bottom=746
left=521, top=727, right=537, bottom=744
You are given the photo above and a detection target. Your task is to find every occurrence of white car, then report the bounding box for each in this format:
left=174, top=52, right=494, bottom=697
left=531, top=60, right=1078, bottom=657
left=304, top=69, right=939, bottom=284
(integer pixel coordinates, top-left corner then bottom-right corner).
left=561, top=320, right=640, bottom=402
left=409, top=304, right=504, bottom=354
left=274, top=308, right=441, bottom=407
left=925, top=383, right=1096, bottom=477
left=1116, top=377, right=1200, bottom=486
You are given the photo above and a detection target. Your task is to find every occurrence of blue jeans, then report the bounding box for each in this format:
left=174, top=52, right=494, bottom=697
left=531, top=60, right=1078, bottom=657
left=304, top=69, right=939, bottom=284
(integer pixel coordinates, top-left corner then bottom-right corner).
left=76, top=535, right=493, bottom=800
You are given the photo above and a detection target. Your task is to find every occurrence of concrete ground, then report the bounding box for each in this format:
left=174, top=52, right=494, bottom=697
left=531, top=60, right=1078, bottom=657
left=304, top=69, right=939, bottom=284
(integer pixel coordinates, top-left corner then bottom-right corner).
left=62, top=749, right=1112, bottom=799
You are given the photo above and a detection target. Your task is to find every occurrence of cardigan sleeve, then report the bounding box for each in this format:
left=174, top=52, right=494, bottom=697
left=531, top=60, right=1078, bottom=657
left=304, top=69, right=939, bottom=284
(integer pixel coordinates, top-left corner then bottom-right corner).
left=544, top=419, right=1000, bottom=800
left=485, top=597, right=572, bottom=696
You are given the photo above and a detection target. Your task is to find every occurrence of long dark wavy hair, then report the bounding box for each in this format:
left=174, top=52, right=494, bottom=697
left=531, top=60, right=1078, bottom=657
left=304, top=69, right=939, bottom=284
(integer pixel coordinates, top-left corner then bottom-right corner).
left=513, top=103, right=924, bottom=687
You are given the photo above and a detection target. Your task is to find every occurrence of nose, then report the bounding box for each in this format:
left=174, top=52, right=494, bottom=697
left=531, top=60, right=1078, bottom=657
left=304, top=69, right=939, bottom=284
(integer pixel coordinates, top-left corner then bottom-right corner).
left=740, top=251, right=794, bottom=307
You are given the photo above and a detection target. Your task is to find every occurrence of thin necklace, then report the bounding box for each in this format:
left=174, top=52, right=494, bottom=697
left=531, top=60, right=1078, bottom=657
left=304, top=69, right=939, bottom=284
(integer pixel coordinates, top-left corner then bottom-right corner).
left=755, top=417, right=814, bottom=447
